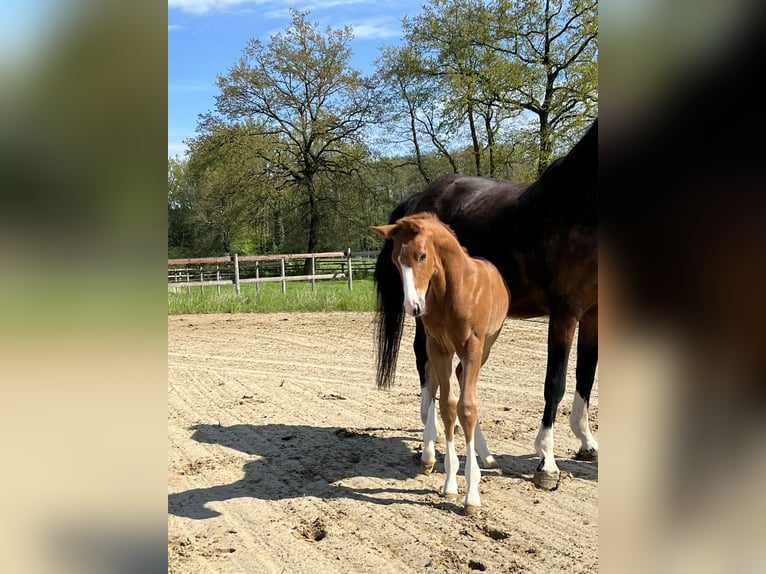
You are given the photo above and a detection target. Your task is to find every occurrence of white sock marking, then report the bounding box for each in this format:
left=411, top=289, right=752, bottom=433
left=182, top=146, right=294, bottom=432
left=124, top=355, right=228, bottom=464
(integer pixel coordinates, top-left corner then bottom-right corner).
left=534, top=424, right=559, bottom=474
left=464, top=436, right=482, bottom=509
left=422, top=395, right=437, bottom=469
left=474, top=421, right=496, bottom=468
left=443, top=438, right=459, bottom=497
left=570, top=391, right=598, bottom=453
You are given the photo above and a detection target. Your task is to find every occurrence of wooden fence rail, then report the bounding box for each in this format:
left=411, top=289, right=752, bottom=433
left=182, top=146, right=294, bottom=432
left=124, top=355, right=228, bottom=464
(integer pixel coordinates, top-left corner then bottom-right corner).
left=168, top=249, right=379, bottom=295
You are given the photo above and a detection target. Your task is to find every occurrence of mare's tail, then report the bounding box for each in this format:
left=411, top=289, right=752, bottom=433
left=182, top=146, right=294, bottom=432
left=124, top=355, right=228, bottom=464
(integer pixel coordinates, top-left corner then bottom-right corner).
left=373, top=195, right=417, bottom=389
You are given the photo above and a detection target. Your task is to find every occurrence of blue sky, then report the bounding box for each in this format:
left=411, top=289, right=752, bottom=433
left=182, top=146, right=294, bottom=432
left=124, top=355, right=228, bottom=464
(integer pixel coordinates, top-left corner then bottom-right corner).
left=168, top=0, right=418, bottom=158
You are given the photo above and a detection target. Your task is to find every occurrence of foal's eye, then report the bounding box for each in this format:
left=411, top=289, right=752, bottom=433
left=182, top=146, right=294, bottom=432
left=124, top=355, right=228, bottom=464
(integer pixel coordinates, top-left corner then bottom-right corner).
left=418, top=253, right=427, bottom=262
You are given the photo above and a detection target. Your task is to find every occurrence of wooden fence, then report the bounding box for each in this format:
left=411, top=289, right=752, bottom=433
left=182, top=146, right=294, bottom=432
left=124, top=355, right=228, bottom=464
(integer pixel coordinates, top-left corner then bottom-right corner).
left=168, top=249, right=379, bottom=294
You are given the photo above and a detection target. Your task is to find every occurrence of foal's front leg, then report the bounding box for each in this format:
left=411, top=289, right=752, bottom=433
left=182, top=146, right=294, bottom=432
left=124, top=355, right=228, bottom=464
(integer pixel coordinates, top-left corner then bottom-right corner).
left=427, top=342, right=459, bottom=502
left=440, top=381, right=460, bottom=503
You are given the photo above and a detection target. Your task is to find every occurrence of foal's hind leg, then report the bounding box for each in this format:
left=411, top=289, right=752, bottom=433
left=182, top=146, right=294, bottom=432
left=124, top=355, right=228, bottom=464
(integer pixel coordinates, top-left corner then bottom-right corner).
left=456, top=362, right=496, bottom=469
left=534, top=312, right=577, bottom=490
left=571, top=307, right=598, bottom=461
left=421, top=362, right=439, bottom=474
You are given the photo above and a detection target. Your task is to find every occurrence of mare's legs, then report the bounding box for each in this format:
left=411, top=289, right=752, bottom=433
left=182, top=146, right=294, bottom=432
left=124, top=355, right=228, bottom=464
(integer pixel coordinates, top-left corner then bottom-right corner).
left=414, top=317, right=428, bottom=394
left=571, top=306, right=599, bottom=460
left=457, top=340, right=484, bottom=515
left=534, top=311, right=577, bottom=489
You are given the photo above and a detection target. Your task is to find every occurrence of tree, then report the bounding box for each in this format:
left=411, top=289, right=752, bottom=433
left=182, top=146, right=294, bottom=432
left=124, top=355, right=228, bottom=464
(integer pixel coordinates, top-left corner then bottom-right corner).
left=214, top=9, right=379, bottom=265
left=168, top=156, right=199, bottom=258
left=489, top=0, right=598, bottom=173
left=184, top=115, right=281, bottom=255
left=403, top=0, right=524, bottom=178
left=377, top=0, right=597, bottom=178
left=375, top=45, right=459, bottom=184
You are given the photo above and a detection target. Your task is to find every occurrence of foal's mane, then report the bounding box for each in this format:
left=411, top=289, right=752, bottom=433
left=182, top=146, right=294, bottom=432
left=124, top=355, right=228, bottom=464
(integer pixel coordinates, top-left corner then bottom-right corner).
left=399, top=212, right=469, bottom=255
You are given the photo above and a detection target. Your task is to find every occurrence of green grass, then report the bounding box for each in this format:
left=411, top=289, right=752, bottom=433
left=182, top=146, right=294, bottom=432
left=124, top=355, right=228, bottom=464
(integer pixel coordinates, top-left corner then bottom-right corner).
left=168, top=278, right=377, bottom=314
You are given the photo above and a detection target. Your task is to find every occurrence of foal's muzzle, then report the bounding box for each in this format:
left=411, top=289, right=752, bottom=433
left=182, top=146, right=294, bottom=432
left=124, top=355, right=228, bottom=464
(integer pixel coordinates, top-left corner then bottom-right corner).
left=404, top=298, right=425, bottom=317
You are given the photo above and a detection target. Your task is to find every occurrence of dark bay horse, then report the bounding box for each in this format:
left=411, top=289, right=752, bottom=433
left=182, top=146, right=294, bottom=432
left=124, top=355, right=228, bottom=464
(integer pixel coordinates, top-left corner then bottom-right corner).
left=371, top=212, right=510, bottom=514
left=373, top=120, right=597, bottom=490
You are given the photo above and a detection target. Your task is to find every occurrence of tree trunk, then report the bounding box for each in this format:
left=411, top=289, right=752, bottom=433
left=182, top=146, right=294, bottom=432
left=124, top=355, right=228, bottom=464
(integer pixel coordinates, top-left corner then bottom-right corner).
left=537, top=112, right=552, bottom=177
left=484, top=112, right=496, bottom=178
left=305, top=181, right=320, bottom=273
left=467, top=104, right=482, bottom=176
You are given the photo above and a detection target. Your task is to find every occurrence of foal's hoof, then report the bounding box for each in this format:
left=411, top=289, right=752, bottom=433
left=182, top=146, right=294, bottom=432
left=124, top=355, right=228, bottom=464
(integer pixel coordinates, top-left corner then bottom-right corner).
left=421, top=460, right=435, bottom=475
left=533, top=470, right=560, bottom=490
left=443, top=492, right=459, bottom=503
left=464, top=504, right=481, bottom=517
left=482, top=455, right=498, bottom=469
left=574, top=448, right=598, bottom=462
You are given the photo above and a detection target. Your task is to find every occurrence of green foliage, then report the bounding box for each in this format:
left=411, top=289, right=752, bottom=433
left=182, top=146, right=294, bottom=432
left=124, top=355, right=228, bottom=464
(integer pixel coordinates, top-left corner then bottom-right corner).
left=168, top=279, right=376, bottom=314
left=168, top=1, right=597, bottom=259
left=213, top=9, right=380, bottom=257
left=375, top=0, right=597, bottom=179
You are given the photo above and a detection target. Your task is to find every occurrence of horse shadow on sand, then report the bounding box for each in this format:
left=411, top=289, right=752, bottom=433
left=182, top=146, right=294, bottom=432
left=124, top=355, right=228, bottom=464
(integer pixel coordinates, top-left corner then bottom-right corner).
left=169, top=423, right=598, bottom=520
left=168, top=423, right=431, bottom=520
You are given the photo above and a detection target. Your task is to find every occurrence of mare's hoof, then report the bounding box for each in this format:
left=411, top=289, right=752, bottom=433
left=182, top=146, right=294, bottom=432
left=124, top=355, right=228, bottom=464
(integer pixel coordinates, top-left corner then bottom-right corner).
left=421, top=460, right=435, bottom=475
left=464, top=504, right=481, bottom=516
left=533, top=470, right=560, bottom=490
left=574, top=448, right=598, bottom=462
left=443, top=492, right=459, bottom=503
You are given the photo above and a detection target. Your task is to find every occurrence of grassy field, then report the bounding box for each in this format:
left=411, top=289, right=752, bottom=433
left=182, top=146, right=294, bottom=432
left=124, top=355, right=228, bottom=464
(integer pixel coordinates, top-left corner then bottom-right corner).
left=168, top=278, right=377, bottom=314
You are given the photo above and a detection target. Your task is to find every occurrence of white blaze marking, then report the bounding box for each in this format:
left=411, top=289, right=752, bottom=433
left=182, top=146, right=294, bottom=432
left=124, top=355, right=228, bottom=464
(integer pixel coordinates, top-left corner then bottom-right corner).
left=398, top=257, right=424, bottom=316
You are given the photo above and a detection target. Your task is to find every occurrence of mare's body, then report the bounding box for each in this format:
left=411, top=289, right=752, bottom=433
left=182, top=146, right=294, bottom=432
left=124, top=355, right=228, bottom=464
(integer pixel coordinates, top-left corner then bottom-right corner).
left=374, top=121, right=598, bottom=488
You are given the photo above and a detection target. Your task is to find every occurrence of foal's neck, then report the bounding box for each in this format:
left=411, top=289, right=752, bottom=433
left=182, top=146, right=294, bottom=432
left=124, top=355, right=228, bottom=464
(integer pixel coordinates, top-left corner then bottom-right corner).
left=430, top=227, right=473, bottom=298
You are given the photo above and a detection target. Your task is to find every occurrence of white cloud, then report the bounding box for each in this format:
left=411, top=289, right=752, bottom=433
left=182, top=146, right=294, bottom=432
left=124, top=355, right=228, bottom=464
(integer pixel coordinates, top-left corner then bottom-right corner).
left=168, top=24, right=183, bottom=31
left=168, top=0, right=381, bottom=17
left=168, top=0, right=259, bottom=16
left=168, top=83, right=209, bottom=92
left=350, top=17, right=401, bottom=40
left=168, top=142, right=189, bottom=158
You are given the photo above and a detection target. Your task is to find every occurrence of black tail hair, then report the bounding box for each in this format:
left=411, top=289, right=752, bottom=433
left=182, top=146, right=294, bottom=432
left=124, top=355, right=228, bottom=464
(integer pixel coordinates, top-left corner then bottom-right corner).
left=372, top=194, right=418, bottom=389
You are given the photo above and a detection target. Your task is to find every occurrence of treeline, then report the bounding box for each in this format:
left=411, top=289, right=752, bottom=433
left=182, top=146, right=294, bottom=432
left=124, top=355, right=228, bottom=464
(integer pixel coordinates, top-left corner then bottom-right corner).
left=168, top=1, right=598, bottom=259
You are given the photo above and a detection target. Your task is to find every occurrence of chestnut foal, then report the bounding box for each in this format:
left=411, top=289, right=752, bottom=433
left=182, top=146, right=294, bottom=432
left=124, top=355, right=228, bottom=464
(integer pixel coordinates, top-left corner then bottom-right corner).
left=372, top=212, right=509, bottom=514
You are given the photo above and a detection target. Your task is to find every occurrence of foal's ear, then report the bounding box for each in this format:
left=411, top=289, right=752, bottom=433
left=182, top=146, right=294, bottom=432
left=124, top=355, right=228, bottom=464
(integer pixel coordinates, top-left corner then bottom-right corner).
left=370, top=224, right=397, bottom=239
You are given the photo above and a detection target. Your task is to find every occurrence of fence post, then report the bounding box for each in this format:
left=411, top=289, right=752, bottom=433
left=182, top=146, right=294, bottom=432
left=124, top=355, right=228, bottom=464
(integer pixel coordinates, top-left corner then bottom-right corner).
left=233, top=253, right=241, bottom=295
left=280, top=258, right=286, bottom=294
left=199, top=266, right=204, bottom=294
left=255, top=261, right=260, bottom=294
left=311, top=255, right=316, bottom=292
left=346, top=248, right=353, bottom=291
left=216, top=265, right=221, bottom=296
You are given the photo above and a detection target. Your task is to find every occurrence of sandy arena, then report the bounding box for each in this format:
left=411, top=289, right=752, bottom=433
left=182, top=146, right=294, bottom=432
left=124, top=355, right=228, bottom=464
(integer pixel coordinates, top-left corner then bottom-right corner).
left=168, top=312, right=598, bottom=573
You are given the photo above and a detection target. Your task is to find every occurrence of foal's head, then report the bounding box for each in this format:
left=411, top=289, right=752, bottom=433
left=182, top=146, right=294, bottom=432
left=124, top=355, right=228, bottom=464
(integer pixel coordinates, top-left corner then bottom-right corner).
left=371, top=213, right=442, bottom=318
